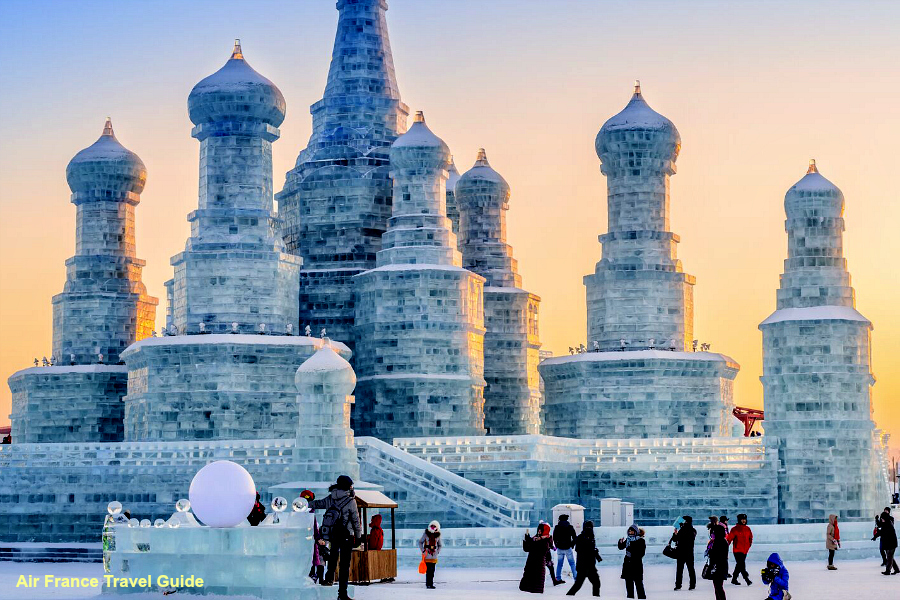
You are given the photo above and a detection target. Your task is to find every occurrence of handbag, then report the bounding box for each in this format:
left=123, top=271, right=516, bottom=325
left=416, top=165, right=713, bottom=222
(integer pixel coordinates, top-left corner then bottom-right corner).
left=701, top=560, right=715, bottom=580
left=662, top=542, right=678, bottom=560
left=418, top=553, right=427, bottom=574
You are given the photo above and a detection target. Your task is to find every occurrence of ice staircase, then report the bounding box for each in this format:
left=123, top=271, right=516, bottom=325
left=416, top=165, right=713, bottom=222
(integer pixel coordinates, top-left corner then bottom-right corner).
left=356, top=436, right=532, bottom=529
left=0, top=543, right=102, bottom=563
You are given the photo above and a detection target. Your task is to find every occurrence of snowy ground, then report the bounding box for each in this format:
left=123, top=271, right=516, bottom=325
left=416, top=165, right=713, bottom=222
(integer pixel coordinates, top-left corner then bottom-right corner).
left=0, top=559, right=897, bottom=600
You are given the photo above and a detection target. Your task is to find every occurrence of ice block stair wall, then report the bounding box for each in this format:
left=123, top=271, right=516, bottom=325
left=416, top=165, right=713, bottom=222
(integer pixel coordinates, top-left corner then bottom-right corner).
left=388, top=522, right=884, bottom=569
left=356, top=436, right=532, bottom=529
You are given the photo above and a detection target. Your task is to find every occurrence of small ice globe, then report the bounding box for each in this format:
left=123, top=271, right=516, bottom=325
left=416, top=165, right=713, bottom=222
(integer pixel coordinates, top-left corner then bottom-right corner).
left=107, top=501, right=122, bottom=515
left=128, top=518, right=139, bottom=528
left=168, top=522, right=180, bottom=529
left=153, top=519, right=166, bottom=528
left=271, top=496, right=288, bottom=512
left=112, top=514, right=128, bottom=524
left=291, top=497, right=309, bottom=512
left=175, top=498, right=191, bottom=513
left=139, top=519, right=151, bottom=528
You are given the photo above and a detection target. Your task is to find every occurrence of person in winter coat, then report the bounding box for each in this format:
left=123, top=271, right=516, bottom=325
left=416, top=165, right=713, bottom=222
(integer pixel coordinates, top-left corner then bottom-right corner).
left=705, top=516, right=718, bottom=557
left=300, top=490, right=326, bottom=584
left=368, top=514, right=384, bottom=551
left=418, top=520, right=442, bottom=589
left=825, top=514, right=841, bottom=570
left=673, top=515, right=697, bottom=591
left=708, top=524, right=730, bottom=600
left=873, top=509, right=899, bottom=575
left=876, top=508, right=890, bottom=567
left=726, top=513, right=753, bottom=585
left=554, top=514, right=578, bottom=583
left=542, top=524, right=564, bottom=587
left=617, top=524, right=646, bottom=599
left=520, top=523, right=555, bottom=593
left=761, top=553, right=789, bottom=600
left=247, top=492, right=266, bottom=526
left=566, top=520, right=602, bottom=596
left=308, top=475, right=362, bottom=600
left=719, top=515, right=730, bottom=535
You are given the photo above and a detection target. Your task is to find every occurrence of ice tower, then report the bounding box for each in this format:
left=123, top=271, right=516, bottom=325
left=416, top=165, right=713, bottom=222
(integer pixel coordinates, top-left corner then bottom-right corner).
left=121, top=42, right=341, bottom=442
left=539, top=83, right=738, bottom=438
left=8, top=120, right=158, bottom=443
left=445, top=156, right=461, bottom=240
left=277, top=0, right=409, bottom=357
left=760, top=160, right=885, bottom=522
left=456, top=149, right=542, bottom=434
left=354, top=112, right=487, bottom=441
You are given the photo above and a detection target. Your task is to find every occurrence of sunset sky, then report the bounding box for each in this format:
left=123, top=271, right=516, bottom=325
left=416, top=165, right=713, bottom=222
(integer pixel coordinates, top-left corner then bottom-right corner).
left=1, top=0, right=898, bottom=445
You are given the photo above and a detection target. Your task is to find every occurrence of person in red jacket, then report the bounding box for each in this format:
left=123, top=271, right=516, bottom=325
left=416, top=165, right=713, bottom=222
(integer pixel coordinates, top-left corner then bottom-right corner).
left=368, top=514, right=384, bottom=550
left=726, top=513, right=753, bottom=586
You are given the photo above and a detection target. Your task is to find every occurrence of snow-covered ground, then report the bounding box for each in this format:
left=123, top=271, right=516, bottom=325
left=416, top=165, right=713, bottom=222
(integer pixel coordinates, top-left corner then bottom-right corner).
left=0, top=559, right=897, bottom=600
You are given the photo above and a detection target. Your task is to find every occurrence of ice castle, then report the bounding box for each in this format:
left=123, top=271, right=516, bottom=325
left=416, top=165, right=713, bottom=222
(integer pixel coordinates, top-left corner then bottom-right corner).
left=1, top=0, right=891, bottom=545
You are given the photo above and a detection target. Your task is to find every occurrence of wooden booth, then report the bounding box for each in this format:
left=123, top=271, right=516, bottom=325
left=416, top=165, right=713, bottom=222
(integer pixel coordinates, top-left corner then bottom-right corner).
left=346, top=490, right=397, bottom=584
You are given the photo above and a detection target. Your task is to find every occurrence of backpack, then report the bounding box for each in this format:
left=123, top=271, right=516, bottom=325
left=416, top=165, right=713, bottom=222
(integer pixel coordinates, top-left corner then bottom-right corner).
left=319, top=494, right=353, bottom=541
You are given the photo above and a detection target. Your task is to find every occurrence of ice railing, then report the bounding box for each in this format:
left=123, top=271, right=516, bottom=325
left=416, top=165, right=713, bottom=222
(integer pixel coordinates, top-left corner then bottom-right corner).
left=394, top=434, right=770, bottom=470
left=356, top=436, right=532, bottom=527
left=0, top=439, right=298, bottom=468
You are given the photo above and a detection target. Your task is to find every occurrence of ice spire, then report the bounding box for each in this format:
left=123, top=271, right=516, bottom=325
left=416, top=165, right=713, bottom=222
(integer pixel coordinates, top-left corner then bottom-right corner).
left=231, top=38, right=243, bottom=60
left=634, top=79, right=641, bottom=95
left=807, top=158, right=817, bottom=174
left=102, top=117, right=115, bottom=137
left=475, top=148, right=489, bottom=166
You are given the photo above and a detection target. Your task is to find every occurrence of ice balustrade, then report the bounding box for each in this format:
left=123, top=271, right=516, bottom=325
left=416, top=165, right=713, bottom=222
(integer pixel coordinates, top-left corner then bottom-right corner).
left=356, top=436, right=531, bottom=528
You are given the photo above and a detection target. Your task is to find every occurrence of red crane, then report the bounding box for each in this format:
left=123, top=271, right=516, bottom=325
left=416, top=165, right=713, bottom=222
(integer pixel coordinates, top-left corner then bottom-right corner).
left=732, top=407, right=764, bottom=437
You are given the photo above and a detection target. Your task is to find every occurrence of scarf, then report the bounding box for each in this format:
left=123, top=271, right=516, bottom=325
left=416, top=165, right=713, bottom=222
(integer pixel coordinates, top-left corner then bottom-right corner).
left=624, top=524, right=639, bottom=556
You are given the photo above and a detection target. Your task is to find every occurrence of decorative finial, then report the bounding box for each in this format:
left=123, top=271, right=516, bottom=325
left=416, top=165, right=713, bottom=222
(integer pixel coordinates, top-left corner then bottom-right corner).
left=634, top=79, right=641, bottom=95
left=807, top=158, right=818, bottom=174
left=475, top=148, right=489, bottom=167
left=102, top=117, right=115, bottom=137
left=231, top=39, right=243, bottom=60
left=414, top=110, right=425, bottom=123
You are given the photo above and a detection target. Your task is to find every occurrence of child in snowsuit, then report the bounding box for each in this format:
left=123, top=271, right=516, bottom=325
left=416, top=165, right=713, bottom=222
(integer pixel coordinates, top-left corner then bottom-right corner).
left=761, top=553, right=790, bottom=600
left=418, top=520, right=442, bottom=589
left=566, top=520, right=602, bottom=596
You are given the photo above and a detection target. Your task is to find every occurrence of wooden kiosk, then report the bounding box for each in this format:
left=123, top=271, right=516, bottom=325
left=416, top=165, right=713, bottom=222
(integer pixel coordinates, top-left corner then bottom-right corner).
left=347, top=490, right=398, bottom=584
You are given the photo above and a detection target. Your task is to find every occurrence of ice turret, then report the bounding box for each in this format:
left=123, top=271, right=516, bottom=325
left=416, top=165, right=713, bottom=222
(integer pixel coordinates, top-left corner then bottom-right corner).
left=457, top=148, right=542, bottom=434
left=760, top=160, right=884, bottom=523
left=277, top=0, right=409, bottom=359
left=354, top=112, right=487, bottom=441
left=445, top=156, right=461, bottom=238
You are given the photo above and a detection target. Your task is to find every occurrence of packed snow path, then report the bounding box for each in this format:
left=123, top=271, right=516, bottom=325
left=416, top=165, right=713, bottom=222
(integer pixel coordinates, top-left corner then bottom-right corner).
left=1, top=559, right=897, bottom=599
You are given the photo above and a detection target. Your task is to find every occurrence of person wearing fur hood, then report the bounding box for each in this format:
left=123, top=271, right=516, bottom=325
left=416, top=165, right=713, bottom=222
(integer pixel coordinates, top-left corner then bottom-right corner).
left=418, top=520, right=442, bottom=589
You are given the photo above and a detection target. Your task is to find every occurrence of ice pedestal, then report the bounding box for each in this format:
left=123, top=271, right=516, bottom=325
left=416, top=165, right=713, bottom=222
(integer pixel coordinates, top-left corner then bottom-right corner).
left=103, top=511, right=334, bottom=599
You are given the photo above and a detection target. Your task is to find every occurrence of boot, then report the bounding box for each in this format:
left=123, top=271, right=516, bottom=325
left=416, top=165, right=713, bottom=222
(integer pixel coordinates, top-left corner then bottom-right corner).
left=744, top=576, right=752, bottom=586
left=731, top=578, right=741, bottom=585
left=827, top=565, right=837, bottom=571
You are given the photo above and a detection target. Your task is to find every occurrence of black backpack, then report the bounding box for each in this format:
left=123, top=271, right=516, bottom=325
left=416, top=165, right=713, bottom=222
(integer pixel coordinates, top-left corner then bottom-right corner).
left=319, top=494, right=353, bottom=541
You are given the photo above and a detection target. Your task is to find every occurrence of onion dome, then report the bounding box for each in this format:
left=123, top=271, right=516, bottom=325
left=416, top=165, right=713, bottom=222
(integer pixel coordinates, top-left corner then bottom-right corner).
left=294, top=342, right=356, bottom=395
left=188, top=40, right=286, bottom=127
left=595, top=81, right=681, bottom=171
left=784, top=159, right=844, bottom=217
left=66, top=118, right=147, bottom=200
left=446, top=157, right=461, bottom=193
left=457, top=148, right=510, bottom=202
left=390, top=111, right=451, bottom=170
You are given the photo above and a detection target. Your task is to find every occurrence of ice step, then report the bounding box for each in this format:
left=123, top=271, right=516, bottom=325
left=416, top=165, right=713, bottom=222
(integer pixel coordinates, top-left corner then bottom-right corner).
left=356, top=437, right=532, bottom=528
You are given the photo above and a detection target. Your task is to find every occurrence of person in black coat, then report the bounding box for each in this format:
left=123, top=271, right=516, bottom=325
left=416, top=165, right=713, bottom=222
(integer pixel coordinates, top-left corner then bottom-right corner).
left=618, top=524, right=646, bottom=599
left=873, top=509, right=899, bottom=575
left=566, top=520, right=602, bottom=596
left=708, top=523, right=730, bottom=600
left=674, top=515, right=697, bottom=591
left=520, top=523, right=554, bottom=593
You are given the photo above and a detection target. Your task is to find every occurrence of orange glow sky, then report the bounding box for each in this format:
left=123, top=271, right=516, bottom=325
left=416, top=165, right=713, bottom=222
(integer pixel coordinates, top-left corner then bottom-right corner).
left=1, top=0, right=898, bottom=446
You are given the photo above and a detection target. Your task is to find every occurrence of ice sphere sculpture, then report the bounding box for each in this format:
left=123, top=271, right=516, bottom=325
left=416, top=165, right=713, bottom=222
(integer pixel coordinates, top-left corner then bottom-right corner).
left=188, top=460, right=256, bottom=527
left=107, top=501, right=122, bottom=515
left=292, top=497, right=309, bottom=512
left=176, top=499, right=191, bottom=512
left=271, top=497, right=287, bottom=513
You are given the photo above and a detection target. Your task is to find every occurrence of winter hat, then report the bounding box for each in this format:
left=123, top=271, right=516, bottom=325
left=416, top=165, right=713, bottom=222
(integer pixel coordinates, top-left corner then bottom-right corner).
left=559, top=514, right=569, bottom=522
left=683, top=515, right=693, bottom=525
left=336, top=475, right=354, bottom=491
left=428, top=520, right=441, bottom=533
left=719, top=514, right=729, bottom=523
left=370, top=514, right=382, bottom=527
left=299, top=490, right=315, bottom=501
left=627, top=523, right=639, bottom=535
left=737, top=513, right=747, bottom=522
left=538, top=523, right=551, bottom=536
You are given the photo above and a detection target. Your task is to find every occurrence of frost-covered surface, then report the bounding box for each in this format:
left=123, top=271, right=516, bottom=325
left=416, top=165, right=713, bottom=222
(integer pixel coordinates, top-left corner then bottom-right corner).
left=2, top=560, right=895, bottom=600
left=760, top=305, right=869, bottom=325
left=122, top=335, right=348, bottom=353
left=541, top=349, right=736, bottom=366
left=8, top=365, right=127, bottom=379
